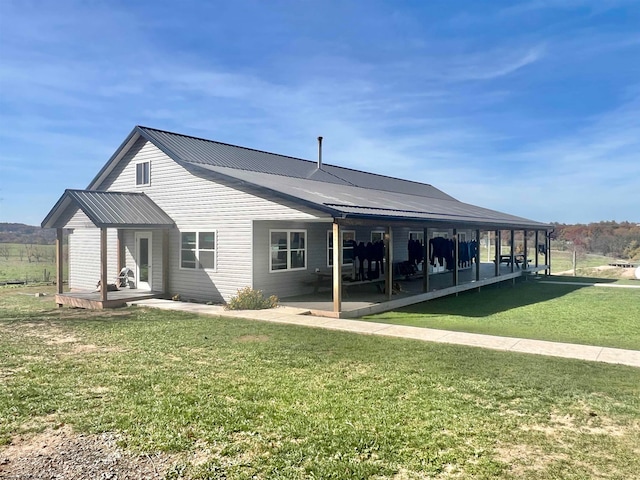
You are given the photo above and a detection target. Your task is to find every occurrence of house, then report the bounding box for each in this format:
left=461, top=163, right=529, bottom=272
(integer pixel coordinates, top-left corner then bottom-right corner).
left=42, top=126, right=551, bottom=316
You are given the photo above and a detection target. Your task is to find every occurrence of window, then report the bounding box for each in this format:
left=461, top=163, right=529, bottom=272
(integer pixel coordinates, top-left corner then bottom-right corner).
left=371, top=230, right=385, bottom=243
left=181, top=231, right=216, bottom=270
left=136, top=161, right=150, bottom=186
left=270, top=230, right=306, bottom=272
left=409, top=231, right=424, bottom=243
left=327, top=230, right=355, bottom=267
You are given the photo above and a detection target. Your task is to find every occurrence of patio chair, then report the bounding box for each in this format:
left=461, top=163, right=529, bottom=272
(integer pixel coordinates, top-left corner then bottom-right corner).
left=116, top=267, right=135, bottom=288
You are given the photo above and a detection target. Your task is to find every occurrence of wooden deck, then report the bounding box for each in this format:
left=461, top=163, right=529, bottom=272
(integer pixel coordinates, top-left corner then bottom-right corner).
left=55, top=289, right=164, bottom=309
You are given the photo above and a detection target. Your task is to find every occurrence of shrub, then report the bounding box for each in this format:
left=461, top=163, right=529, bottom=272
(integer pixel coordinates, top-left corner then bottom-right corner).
left=226, top=287, right=278, bottom=310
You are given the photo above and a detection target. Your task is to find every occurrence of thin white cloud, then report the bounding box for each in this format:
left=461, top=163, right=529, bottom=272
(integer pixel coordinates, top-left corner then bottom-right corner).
left=442, top=46, right=546, bottom=81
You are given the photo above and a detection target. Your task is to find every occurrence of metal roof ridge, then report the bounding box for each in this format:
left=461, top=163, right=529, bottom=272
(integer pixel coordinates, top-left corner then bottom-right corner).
left=137, top=125, right=321, bottom=166
left=136, top=125, right=436, bottom=190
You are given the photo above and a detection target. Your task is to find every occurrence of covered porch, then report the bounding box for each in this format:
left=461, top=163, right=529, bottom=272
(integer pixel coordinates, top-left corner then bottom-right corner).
left=303, top=218, right=551, bottom=318
left=41, top=189, right=175, bottom=309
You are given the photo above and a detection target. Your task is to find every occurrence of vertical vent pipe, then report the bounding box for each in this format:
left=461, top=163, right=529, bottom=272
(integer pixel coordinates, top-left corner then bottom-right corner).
left=317, top=136, right=323, bottom=170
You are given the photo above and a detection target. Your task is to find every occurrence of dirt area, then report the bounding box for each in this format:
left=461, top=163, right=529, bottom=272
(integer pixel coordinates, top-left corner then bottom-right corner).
left=555, top=265, right=638, bottom=279
left=591, top=265, right=637, bottom=278
left=0, top=427, right=175, bottom=479
left=0, top=314, right=177, bottom=479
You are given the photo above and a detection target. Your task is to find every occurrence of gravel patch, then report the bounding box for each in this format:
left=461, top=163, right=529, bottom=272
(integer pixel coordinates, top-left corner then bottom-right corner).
left=0, top=427, right=175, bottom=479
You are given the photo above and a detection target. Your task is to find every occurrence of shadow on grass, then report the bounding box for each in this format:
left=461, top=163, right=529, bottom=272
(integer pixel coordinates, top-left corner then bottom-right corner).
left=375, top=276, right=599, bottom=318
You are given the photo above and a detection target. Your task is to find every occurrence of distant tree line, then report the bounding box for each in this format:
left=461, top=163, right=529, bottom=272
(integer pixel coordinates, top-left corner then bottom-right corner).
left=0, top=223, right=57, bottom=244
left=551, top=221, right=640, bottom=260
left=2, top=222, right=639, bottom=260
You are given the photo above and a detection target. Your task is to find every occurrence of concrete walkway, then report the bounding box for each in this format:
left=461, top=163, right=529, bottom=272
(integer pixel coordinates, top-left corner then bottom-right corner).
left=129, top=298, right=640, bottom=369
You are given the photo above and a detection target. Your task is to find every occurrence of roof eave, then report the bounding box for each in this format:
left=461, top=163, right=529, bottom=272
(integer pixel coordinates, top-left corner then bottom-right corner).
left=86, top=126, right=147, bottom=190
left=41, top=190, right=74, bottom=228
left=338, top=211, right=551, bottom=230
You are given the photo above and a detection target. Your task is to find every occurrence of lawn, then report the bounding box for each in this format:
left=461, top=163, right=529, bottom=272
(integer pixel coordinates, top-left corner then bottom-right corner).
left=475, top=246, right=624, bottom=276
left=547, top=250, right=619, bottom=273
left=0, top=243, right=59, bottom=284
left=1, top=286, right=640, bottom=479
left=365, top=276, right=640, bottom=350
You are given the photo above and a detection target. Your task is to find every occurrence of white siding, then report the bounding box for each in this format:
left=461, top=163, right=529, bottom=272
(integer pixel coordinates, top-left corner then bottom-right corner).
left=67, top=210, right=118, bottom=291
left=97, top=138, right=327, bottom=302
left=253, top=221, right=331, bottom=298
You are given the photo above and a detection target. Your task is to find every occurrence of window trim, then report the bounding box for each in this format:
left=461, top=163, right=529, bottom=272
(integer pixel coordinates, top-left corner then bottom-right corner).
left=269, top=229, right=307, bottom=273
left=135, top=161, right=151, bottom=187
left=327, top=229, right=356, bottom=267
left=180, top=230, right=217, bottom=271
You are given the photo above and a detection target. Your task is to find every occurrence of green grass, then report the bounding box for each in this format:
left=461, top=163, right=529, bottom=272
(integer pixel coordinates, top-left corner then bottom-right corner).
left=365, top=277, right=640, bottom=350
left=475, top=246, right=622, bottom=275
left=0, top=243, right=59, bottom=284
left=1, top=286, right=640, bottom=479
left=549, top=250, right=624, bottom=273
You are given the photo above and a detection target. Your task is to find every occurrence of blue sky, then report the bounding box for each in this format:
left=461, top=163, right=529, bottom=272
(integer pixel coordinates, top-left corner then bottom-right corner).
left=1, top=0, right=639, bottom=226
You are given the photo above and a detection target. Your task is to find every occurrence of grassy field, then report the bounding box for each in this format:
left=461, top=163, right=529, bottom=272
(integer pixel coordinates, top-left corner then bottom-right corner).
left=366, top=276, right=640, bottom=350
left=548, top=250, right=627, bottom=274
left=476, top=244, right=624, bottom=276
left=0, top=243, right=59, bottom=284
left=1, top=286, right=640, bottom=479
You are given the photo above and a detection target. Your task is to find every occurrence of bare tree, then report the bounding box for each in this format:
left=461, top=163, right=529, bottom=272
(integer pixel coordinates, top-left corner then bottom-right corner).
left=0, top=244, right=9, bottom=261
left=32, top=246, right=43, bottom=263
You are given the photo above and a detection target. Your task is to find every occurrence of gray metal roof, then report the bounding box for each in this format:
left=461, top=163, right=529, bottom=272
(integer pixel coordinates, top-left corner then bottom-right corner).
left=42, top=190, right=174, bottom=229
left=83, top=125, right=550, bottom=230
left=138, top=126, right=457, bottom=201
left=190, top=165, right=547, bottom=229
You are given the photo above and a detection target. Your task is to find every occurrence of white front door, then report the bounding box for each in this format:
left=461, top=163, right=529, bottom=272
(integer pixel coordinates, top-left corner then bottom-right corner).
left=136, top=232, right=153, bottom=291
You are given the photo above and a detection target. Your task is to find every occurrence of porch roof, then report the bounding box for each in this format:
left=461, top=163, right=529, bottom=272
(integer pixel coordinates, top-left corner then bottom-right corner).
left=41, top=189, right=175, bottom=229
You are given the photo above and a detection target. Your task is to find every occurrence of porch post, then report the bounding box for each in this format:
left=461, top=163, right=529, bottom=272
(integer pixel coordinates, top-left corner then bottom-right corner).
left=475, top=229, right=481, bottom=282
left=56, top=228, right=64, bottom=305
left=494, top=230, right=500, bottom=276
left=332, top=221, right=342, bottom=314
left=535, top=230, right=539, bottom=268
left=453, top=228, right=459, bottom=286
left=423, top=227, right=429, bottom=293
left=100, top=228, right=108, bottom=303
left=385, top=226, right=393, bottom=300
left=162, top=229, right=170, bottom=295
left=117, top=229, right=125, bottom=273
left=510, top=230, right=515, bottom=273
left=523, top=230, right=528, bottom=270
left=545, top=231, right=551, bottom=276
